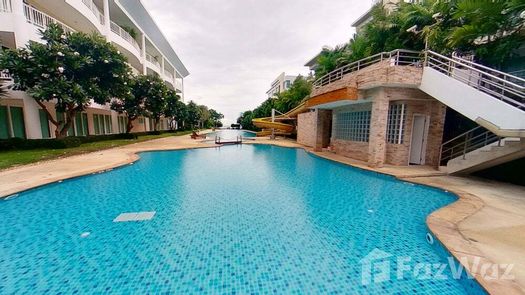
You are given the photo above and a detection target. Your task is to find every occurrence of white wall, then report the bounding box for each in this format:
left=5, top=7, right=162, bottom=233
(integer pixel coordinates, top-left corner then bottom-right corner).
left=420, top=67, right=525, bottom=136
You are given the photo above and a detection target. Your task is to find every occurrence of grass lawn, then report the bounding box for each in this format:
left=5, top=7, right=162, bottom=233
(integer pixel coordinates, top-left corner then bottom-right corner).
left=0, top=131, right=192, bottom=170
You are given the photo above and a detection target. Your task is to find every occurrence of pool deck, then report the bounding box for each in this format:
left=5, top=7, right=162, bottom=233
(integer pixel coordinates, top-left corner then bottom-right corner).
left=0, top=134, right=524, bottom=294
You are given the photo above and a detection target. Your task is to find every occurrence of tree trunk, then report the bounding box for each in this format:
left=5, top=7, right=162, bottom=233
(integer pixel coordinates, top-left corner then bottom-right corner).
left=126, top=116, right=135, bottom=133
left=35, top=100, right=61, bottom=136
left=56, top=109, right=76, bottom=138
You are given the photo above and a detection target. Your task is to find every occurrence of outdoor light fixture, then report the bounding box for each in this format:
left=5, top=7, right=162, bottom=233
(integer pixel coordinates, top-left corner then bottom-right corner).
left=406, top=25, right=418, bottom=33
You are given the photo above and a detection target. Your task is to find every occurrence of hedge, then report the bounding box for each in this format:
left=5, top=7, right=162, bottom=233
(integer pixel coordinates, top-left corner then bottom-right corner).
left=0, top=130, right=187, bottom=151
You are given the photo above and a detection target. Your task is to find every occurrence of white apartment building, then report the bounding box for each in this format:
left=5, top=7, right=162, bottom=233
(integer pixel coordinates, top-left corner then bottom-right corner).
left=0, top=0, right=188, bottom=139
left=266, top=72, right=297, bottom=98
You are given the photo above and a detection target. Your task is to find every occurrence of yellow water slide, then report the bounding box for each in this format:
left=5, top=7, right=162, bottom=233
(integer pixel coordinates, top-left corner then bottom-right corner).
left=252, top=102, right=307, bottom=136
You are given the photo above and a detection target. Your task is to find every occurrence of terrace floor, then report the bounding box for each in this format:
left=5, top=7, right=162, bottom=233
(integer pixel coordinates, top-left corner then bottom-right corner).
left=0, top=135, right=523, bottom=294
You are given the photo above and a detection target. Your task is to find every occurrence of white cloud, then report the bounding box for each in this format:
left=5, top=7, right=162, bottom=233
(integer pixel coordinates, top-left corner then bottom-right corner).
left=143, top=0, right=373, bottom=125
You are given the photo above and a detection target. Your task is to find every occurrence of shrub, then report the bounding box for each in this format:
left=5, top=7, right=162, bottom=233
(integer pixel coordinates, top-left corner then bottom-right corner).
left=48, top=137, right=82, bottom=149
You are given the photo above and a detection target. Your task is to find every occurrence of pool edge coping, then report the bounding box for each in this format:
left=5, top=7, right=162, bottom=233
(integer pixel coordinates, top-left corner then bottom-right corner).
left=1, top=138, right=522, bottom=294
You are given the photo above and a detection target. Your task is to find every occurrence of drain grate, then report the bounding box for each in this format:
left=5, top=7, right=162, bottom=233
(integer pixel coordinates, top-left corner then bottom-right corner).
left=113, top=211, right=156, bottom=222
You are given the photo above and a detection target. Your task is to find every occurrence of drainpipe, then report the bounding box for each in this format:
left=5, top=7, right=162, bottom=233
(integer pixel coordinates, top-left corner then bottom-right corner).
left=103, top=0, right=110, bottom=39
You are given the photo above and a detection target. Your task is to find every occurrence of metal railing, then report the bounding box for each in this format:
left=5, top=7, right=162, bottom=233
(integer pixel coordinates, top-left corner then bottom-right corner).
left=81, top=0, right=104, bottom=26
left=313, top=49, right=422, bottom=88
left=110, top=21, right=140, bottom=52
left=23, top=4, right=75, bottom=33
left=146, top=53, right=161, bottom=69
left=439, top=126, right=501, bottom=165
left=0, top=0, right=11, bottom=13
left=509, top=69, right=525, bottom=79
left=425, top=50, right=525, bottom=109
left=0, top=70, right=11, bottom=80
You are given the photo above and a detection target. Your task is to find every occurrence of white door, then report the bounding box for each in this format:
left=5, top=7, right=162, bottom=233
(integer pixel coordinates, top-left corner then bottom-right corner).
left=409, top=115, right=428, bottom=165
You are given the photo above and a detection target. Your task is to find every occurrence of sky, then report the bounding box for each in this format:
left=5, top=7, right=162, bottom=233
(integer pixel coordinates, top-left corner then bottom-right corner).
left=143, top=0, right=373, bottom=125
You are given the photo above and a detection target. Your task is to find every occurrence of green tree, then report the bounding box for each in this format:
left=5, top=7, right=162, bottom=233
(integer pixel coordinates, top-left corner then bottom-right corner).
left=143, top=74, right=168, bottom=131
left=112, top=75, right=148, bottom=133
left=197, top=104, right=210, bottom=128
left=0, top=24, right=130, bottom=138
left=447, top=0, right=525, bottom=67
left=186, top=100, right=200, bottom=129
left=208, top=109, right=224, bottom=128
left=274, top=76, right=312, bottom=113
left=164, top=90, right=183, bottom=130
left=237, top=110, right=256, bottom=131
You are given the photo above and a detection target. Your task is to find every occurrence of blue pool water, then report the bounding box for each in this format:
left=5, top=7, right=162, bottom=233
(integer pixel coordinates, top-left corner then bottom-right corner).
left=206, top=129, right=256, bottom=139
left=0, top=145, right=484, bottom=294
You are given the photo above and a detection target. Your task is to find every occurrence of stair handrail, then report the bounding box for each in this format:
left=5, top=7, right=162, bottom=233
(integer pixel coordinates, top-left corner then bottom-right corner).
left=313, top=49, right=422, bottom=88
left=426, top=50, right=525, bottom=89
left=439, top=126, right=501, bottom=165
left=425, top=50, right=525, bottom=109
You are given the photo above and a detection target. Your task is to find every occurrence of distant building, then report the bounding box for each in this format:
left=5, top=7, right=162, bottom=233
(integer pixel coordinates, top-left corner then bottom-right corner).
left=352, top=0, right=420, bottom=33
left=266, top=73, right=297, bottom=98
left=304, top=52, right=323, bottom=74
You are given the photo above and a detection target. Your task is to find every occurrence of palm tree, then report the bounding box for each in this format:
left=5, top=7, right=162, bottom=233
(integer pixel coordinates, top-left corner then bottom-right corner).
left=447, top=0, right=525, bottom=66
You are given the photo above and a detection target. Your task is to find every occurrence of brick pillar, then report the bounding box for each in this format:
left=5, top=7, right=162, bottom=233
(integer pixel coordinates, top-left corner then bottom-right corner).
left=314, top=109, right=331, bottom=152
left=368, top=88, right=389, bottom=167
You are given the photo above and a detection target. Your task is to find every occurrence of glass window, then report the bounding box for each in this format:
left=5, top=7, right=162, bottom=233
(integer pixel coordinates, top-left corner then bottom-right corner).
left=333, top=110, right=371, bottom=142
left=0, top=106, right=10, bottom=139
left=39, top=109, right=50, bottom=138
left=387, top=104, right=406, bottom=144
left=82, top=113, right=89, bottom=136
left=93, top=114, right=100, bottom=135
left=10, top=107, right=26, bottom=139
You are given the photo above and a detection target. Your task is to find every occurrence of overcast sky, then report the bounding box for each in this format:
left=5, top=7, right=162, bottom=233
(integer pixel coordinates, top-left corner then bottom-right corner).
left=143, top=0, right=373, bottom=125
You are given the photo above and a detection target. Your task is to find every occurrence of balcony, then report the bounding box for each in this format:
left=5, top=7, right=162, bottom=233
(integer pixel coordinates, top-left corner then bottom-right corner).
left=164, top=69, right=174, bottom=81
left=81, top=0, right=104, bottom=26
left=23, top=4, right=75, bottom=33
left=175, top=79, right=183, bottom=92
left=110, top=21, right=140, bottom=52
left=0, top=0, right=11, bottom=13
left=146, top=53, right=162, bottom=75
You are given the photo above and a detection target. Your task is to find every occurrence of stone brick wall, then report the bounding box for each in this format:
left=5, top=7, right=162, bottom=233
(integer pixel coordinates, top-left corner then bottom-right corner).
left=297, top=111, right=316, bottom=147
left=332, top=139, right=370, bottom=161
left=322, top=87, right=446, bottom=167
left=382, top=88, right=446, bottom=166
left=311, top=62, right=423, bottom=98
left=330, top=103, right=372, bottom=162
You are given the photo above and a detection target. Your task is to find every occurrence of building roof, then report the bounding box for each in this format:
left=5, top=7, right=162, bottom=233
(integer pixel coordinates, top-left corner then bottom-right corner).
left=119, top=0, right=189, bottom=77
left=304, top=52, right=322, bottom=68
left=351, top=7, right=373, bottom=27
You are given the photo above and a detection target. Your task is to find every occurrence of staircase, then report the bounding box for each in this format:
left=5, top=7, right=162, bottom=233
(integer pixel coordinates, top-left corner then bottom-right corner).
left=420, top=51, right=525, bottom=137
left=439, top=127, right=525, bottom=174
left=420, top=51, right=525, bottom=173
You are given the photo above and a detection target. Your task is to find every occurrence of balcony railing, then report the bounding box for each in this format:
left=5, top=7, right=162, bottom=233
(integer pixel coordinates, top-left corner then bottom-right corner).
left=0, top=0, right=11, bottom=13
left=110, top=21, right=140, bottom=52
left=313, top=49, right=422, bottom=88
left=81, top=0, right=104, bottom=26
left=164, top=70, right=174, bottom=81
left=23, top=4, right=75, bottom=33
left=146, top=53, right=161, bottom=69
left=175, top=79, right=183, bottom=91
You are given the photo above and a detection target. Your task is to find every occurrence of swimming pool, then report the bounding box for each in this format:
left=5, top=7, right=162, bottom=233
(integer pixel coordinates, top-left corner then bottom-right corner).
left=0, top=145, right=484, bottom=294
left=206, top=129, right=256, bottom=139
